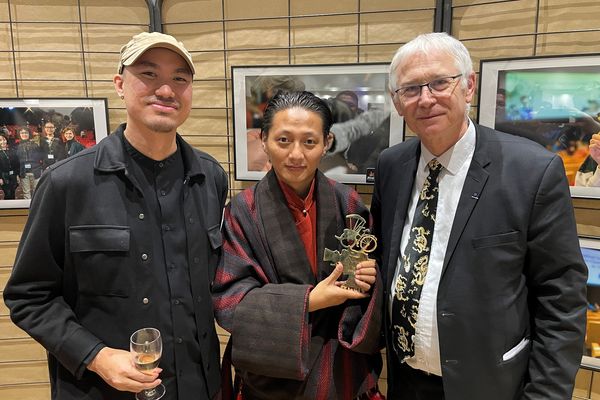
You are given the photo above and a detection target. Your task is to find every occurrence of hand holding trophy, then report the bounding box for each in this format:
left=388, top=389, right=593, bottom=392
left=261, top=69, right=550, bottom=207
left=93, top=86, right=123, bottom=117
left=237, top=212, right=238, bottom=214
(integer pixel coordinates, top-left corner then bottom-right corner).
left=324, top=214, right=378, bottom=292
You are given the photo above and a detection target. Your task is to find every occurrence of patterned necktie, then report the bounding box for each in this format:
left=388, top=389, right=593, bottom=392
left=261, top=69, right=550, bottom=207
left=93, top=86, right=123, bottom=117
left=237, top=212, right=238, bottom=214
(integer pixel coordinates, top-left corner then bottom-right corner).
left=391, top=158, right=442, bottom=362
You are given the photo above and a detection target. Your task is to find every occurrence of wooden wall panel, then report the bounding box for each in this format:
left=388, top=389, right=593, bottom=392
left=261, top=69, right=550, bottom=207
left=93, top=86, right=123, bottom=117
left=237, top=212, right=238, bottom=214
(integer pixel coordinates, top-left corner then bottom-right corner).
left=290, top=0, right=357, bottom=15
left=0, top=383, right=50, bottom=400
left=227, top=19, right=289, bottom=50
left=223, top=0, right=286, bottom=19
left=360, top=10, right=434, bottom=44
left=291, top=15, right=358, bottom=47
left=165, top=22, right=225, bottom=51
left=0, top=338, right=46, bottom=363
left=163, top=0, right=223, bottom=22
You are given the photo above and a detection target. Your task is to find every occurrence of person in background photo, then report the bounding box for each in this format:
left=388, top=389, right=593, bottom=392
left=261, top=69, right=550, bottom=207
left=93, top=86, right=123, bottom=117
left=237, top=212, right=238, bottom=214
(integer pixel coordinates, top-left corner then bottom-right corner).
left=372, top=32, right=586, bottom=400
left=0, top=134, right=19, bottom=199
left=40, top=121, right=67, bottom=171
left=213, top=91, right=384, bottom=399
left=4, top=32, right=228, bottom=400
left=15, top=127, right=43, bottom=199
left=336, top=90, right=364, bottom=117
left=555, top=126, right=588, bottom=185
left=246, top=75, right=306, bottom=171
left=576, top=131, right=600, bottom=186
left=61, top=126, right=85, bottom=158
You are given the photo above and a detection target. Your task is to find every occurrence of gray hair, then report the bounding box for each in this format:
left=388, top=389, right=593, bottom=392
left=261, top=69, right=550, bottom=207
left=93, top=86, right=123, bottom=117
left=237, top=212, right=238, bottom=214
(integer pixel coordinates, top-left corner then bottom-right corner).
left=388, top=32, right=473, bottom=93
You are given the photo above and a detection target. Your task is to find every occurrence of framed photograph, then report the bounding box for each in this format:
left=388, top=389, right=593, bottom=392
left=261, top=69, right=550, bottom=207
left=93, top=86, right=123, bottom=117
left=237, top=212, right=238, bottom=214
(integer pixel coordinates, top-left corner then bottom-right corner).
left=478, top=54, right=600, bottom=198
left=0, top=98, right=109, bottom=209
left=580, top=235, right=600, bottom=366
left=232, top=63, right=404, bottom=184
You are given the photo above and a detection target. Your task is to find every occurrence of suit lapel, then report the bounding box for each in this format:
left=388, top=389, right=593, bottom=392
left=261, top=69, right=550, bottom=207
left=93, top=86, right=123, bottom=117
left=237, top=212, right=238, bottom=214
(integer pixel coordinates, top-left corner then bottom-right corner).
left=386, top=148, right=419, bottom=284
left=441, top=125, right=491, bottom=277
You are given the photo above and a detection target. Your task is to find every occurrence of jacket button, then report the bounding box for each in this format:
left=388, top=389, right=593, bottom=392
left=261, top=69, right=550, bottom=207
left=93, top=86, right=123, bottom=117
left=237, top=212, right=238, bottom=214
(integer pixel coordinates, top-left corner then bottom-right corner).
left=174, top=299, right=180, bottom=305
left=141, top=253, right=148, bottom=261
left=138, top=213, right=145, bottom=220
left=188, top=218, right=194, bottom=224
left=142, top=297, right=149, bottom=304
left=194, top=257, right=200, bottom=263
left=176, top=337, right=183, bottom=344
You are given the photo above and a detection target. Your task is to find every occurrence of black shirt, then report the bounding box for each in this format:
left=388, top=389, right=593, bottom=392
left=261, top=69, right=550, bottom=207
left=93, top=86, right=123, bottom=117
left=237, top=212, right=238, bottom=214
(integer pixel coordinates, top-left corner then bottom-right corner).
left=123, top=137, right=207, bottom=399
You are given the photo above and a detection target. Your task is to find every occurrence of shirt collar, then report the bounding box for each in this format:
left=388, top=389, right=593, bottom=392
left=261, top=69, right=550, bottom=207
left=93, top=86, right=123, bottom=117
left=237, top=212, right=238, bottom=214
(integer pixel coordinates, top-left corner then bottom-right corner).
left=277, top=176, right=316, bottom=213
left=419, top=118, right=476, bottom=176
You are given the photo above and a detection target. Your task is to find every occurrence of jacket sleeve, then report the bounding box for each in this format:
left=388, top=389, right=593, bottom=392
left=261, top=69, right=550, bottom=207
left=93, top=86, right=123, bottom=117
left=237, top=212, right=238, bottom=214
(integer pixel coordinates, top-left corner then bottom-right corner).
left=337, top=271, right=383, bottom=354
left=3, top=171, right=103, bottom=378
left=212, top=202, right=312, bottom=381
left=522, top=155, right=587, bottom=400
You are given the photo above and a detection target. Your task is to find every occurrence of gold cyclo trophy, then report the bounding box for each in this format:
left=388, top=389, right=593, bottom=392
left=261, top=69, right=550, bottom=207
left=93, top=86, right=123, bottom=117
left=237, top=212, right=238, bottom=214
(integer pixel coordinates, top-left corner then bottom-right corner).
left=323, top=214, right=378, bottom=292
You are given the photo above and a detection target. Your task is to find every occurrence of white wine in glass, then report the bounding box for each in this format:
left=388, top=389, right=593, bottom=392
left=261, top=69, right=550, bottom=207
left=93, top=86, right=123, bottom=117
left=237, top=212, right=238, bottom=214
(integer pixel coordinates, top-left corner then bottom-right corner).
left=130, top=327, right=165, bottom=400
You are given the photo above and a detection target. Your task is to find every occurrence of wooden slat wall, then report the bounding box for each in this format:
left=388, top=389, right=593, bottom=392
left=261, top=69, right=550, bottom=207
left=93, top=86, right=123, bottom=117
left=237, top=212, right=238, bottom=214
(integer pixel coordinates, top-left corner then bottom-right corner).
left=0, top=0, right=599, bottom=399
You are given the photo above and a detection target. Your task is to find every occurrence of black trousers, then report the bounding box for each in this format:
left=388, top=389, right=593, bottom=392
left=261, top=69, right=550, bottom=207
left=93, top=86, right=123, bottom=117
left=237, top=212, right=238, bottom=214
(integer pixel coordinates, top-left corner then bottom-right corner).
left=394, top=362, right=445, bottom=400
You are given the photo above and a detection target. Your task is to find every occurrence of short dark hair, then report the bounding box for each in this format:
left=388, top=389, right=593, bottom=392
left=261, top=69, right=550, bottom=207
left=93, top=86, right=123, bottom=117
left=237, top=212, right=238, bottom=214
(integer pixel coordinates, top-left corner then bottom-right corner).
left=261, top=91, right=333, bottom=139
left=336, top=90, right=359, bottom=105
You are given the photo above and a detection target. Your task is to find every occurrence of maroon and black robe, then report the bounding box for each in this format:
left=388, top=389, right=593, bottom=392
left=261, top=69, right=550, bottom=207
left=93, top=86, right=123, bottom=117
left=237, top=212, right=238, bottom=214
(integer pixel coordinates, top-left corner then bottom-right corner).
left=213, top=169, right=383, bottom=399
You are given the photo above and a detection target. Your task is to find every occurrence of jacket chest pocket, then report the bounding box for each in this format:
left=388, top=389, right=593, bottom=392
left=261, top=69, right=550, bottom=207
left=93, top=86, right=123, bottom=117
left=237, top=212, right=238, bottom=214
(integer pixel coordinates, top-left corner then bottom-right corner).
left=69, top=225, right=132, bottom=297
left=206, top=224, right=223, bottom=283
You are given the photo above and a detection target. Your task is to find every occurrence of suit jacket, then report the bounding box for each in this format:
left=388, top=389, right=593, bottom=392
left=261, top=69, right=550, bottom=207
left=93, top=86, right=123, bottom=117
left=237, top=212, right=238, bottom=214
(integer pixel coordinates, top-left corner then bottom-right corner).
left=371, top=123, right=587, bottom=400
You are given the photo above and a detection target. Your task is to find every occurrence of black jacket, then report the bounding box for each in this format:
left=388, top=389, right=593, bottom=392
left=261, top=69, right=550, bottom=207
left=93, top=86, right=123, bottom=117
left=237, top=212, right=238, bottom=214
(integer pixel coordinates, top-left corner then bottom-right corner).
left=4, top=124, right=228, bottom=399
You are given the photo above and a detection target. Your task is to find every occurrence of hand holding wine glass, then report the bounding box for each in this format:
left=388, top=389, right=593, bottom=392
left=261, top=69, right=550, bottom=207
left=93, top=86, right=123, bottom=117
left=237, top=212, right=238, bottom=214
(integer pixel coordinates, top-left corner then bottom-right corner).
left=130, top=327, right=165, bottom=400
left=86, top=346, right=161, bottom=393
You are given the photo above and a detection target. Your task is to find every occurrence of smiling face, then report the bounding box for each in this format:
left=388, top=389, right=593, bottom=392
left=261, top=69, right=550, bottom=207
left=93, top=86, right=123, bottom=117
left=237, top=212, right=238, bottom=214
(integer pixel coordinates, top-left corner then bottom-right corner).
left=44, top=123, right=56, bottom=139
left=262, top=107, right=331, bottom=197
left=392, top=50, right=475, bottom=155
left=114, top=47, right=192, bottom=136
left=63, top=129, right=74, bottom=141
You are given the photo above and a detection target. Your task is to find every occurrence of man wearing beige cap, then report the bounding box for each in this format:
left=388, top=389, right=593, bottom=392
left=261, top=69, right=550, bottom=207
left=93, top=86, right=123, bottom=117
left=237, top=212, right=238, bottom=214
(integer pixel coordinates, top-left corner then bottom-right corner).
left=4, top=32, right=228, bottom=400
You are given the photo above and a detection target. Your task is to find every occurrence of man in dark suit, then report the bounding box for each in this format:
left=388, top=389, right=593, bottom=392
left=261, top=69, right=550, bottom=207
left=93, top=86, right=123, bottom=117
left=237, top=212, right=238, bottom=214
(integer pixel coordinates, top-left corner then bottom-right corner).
left=371, top=32, right=587, bottom=400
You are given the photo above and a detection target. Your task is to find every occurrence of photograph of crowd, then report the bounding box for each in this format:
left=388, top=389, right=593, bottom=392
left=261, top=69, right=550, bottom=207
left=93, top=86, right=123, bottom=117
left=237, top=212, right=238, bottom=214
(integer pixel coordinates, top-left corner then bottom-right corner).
left=0, top=98, right=108, bottom=206
left=478, top=55, right=600, bottom=197
left=232, top=64, right=404, bottom=184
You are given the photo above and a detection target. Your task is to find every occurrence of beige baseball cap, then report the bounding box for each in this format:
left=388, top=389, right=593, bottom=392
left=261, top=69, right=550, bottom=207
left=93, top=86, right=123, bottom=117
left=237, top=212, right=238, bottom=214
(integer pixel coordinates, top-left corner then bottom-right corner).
left=117, top=32, right=195, bottom=75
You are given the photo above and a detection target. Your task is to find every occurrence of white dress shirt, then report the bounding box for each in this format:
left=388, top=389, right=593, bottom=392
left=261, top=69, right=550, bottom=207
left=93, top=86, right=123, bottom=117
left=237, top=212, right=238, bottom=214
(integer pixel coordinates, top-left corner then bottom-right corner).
left=389, top=120, right=476, bottom=376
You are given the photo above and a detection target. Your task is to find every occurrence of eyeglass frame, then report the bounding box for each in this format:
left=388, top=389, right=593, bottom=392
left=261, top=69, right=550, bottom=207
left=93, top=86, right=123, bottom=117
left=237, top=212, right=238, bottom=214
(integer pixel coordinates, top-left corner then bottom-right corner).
left=393, top=74, right=463, bottom=101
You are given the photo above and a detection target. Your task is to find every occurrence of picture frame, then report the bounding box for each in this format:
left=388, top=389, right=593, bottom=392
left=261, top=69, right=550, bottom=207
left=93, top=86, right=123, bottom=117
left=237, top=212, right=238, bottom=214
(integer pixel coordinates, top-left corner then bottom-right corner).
left=232, top=63, right=404, bottom=184
left=580, top=235, right=600, bottom=366
left=0, top=97, right=109, bottom=209
left=478, top=54, right=600, bottom=198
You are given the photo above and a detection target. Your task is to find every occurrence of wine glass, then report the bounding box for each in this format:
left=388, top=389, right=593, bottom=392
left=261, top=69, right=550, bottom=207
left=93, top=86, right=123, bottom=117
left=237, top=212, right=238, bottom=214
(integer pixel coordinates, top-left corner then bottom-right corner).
left=130, top=327, right=165, bottom=400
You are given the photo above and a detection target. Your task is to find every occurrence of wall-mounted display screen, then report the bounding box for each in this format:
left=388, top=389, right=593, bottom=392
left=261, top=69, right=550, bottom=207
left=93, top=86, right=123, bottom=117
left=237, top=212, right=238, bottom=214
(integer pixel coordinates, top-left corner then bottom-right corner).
left=581, top=237, right=600, bottom=287
left=478, top=55, right=600, bottom=198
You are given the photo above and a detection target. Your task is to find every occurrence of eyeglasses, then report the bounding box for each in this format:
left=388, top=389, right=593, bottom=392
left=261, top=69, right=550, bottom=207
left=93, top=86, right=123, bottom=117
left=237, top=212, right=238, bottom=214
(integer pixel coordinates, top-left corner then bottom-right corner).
left=394, top=74, right=463, bottom=101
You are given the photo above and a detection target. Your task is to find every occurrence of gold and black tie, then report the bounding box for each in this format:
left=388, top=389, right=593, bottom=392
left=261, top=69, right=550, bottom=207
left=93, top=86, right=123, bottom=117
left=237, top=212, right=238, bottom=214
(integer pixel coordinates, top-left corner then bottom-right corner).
left=391, top=158, right=442, bottom=361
